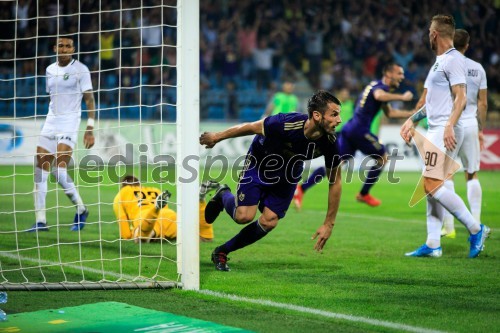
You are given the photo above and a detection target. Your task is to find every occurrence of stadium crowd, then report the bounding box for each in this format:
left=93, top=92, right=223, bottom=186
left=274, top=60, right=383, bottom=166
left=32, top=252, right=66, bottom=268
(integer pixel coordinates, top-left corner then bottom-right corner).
left=0, top=0, right=498, bottom=121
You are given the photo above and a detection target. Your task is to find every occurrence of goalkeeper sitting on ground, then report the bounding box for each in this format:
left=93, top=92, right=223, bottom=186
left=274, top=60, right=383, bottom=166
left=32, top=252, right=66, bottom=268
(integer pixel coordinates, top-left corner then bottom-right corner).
left=113, top=175, right=219, bottom=242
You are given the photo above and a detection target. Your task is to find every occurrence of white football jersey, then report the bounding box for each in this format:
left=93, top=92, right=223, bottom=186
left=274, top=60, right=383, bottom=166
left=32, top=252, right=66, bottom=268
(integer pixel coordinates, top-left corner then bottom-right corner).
left=423, top=48, right=466, bottom=128
left=41, top=59, right=93, bottom=136
left=461, top=57, right=487, bottom=125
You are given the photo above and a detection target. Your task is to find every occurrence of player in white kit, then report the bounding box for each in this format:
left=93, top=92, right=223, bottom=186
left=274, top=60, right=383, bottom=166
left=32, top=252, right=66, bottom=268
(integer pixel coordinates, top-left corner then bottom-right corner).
left=440, top=29, right=488, bottom=238
left=28, top=35, right=96, bottom=232
left=400, top=15, right=489, bottom=258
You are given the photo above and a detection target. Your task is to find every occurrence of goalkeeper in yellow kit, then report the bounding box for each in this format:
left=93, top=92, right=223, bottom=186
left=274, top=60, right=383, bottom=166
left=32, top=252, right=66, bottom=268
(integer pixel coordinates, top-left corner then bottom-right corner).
left=113, top=175, right=219, bottom=242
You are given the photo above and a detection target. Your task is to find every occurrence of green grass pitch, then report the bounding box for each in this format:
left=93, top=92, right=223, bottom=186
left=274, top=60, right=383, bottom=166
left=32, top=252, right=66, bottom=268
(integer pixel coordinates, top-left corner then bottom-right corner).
left=0, top=166, right=499, bottom=332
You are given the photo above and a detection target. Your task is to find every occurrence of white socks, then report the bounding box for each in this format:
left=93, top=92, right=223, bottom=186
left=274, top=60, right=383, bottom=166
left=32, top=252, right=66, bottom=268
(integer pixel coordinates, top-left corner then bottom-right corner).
left=440, top=178, right=482, bottom=234
left=467, top=179, right=482, bottom=223
left=426, top=196, right=444, bottom=248
left=442, top=180, right=455, bottom=233
left=34, top=167, right=50, bottom=223
left=51, top=167, right=86, bottom=214
left=432, top=186, right=480, bottom=234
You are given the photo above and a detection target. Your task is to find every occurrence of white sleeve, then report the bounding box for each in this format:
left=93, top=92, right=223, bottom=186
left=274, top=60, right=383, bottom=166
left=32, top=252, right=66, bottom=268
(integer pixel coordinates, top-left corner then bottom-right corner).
left=79, top=64, right=93, bottom=92
left=479, top=64, right=488, bottom=90
left=445, top=55, right=466, bottom=86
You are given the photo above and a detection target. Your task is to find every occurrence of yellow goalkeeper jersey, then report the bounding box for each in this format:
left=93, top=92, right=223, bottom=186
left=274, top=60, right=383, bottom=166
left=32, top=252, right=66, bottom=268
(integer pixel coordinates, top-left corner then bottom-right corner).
left=113, top=185, right=161, bottom=223
left=113, top=185, right=213, bottom=241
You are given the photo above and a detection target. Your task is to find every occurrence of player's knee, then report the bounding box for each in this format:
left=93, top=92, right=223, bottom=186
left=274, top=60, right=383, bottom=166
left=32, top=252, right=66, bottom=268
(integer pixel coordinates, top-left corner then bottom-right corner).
left=233, top=211, right=255, bottom=224
left=465, top=172, right=476, bottom=181
left=258, top=215, right=278, bottom=231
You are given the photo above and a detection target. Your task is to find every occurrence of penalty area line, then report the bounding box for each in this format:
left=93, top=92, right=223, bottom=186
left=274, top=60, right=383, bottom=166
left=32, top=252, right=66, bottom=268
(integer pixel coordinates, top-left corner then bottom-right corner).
left=198, top=290, right=447, bottom=333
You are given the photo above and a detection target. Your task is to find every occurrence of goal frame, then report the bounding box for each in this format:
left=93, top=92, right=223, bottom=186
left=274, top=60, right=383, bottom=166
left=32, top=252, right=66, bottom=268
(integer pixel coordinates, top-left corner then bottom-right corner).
left=0, top=1, right=200, bottom=292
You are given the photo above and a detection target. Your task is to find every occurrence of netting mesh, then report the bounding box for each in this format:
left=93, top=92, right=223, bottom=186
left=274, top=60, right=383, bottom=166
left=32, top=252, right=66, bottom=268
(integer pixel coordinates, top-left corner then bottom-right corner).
left=0, top=0, right=194, bottom=290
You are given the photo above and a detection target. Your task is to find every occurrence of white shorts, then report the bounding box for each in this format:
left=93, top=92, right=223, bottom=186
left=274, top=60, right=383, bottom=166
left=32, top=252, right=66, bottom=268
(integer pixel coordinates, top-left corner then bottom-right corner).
left=458, top=124, right=480, bottom=174
left=422, top=126, right=464, bottom=180
left=37, top=133, right=77, bottom=153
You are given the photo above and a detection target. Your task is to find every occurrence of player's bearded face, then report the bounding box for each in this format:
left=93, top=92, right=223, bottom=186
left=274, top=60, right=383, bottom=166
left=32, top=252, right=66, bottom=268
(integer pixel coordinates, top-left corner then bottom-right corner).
left=318, top=114, right=336, bottom=136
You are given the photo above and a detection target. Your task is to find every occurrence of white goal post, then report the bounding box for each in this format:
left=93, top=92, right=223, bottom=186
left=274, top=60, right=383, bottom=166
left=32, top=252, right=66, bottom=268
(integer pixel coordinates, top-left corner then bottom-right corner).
left=0, top=0, right=200, bottom=291
left=177, top=0, right=200, bottom=290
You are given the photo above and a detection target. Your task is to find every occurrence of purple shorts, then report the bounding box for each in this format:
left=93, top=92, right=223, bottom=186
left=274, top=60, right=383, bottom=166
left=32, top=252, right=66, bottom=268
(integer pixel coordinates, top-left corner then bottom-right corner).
left=236, top=163, right=297, bottom=219
left=338, top=128, right=386, bottom=159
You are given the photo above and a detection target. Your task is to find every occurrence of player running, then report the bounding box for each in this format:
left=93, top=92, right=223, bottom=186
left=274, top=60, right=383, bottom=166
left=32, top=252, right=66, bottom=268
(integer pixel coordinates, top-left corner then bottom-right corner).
left=338, top=62, right=414, bottom=206
left=200, top=91, right=343, bottom=271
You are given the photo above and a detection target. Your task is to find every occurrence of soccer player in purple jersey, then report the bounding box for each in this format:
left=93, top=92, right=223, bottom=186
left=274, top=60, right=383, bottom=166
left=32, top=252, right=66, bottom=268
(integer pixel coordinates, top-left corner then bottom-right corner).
left=338, top=62, right=414, bottom=206
left=199, top=91, right=343, bottom=271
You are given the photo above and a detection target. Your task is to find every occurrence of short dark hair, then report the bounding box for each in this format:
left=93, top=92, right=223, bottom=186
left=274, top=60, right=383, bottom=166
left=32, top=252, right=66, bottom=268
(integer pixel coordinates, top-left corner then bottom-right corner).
left=454, top=29, right=470, bottom=50
left=55, top=34, right=75, bottom=46
left=382, top=62, right=402, bottom=75
left=121, top=175, right=140, bottom=187
left=307, top=90, right=341, bottom=118
left=431, top=14, right=455, bottom=38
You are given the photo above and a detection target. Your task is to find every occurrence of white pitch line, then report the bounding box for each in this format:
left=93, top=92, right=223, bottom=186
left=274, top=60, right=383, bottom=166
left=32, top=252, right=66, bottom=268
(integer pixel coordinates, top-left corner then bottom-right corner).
left=2, top=252, right=449, bottom=333
left=198, top=290, right=448, bottom=333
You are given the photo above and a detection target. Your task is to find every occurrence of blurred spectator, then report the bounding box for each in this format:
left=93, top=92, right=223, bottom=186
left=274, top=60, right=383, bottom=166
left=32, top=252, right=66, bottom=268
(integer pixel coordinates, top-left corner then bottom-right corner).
left=2, top=0, right=499, bottom=123
left=237, top=14, right=260, bottom=79
left=252, top=38, right=275, bottom=90
left=390, top=44, right=414, bottom=70
left=221, top=44, right=240, bottom=87
left=100, top=28, right=116, bottom=71
left=12, top=0, right=31, bottom=34
left=304, top=15, right=329, bottom=90
left=141, top=11, right=162, bottom=47
left=226, top=81, right=239, bottom=120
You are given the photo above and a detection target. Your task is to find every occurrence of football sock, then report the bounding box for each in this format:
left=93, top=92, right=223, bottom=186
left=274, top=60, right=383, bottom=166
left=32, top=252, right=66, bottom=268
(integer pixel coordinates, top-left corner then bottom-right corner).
left=432, top=186, right=480, bottom=234
left=467, top=179, right=482, bottom=223
left=52, top=167, right=86, bottom=214
left=442, top=180, right=455, bottom=232
left=220, top=219, right=268, bottom=254
left=34, top=167, right=50, bottom=223
left=360, top=164, right=383, bottom=195
left=221, top=190, right=237, bottom=220
left=426, top=196, right=444, bottom=248
left=302, top=167, right=326, bottom=192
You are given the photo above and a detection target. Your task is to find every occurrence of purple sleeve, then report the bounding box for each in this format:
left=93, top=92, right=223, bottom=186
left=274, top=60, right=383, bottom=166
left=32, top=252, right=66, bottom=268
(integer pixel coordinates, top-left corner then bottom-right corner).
left=263, top=113, right=285, bottom=137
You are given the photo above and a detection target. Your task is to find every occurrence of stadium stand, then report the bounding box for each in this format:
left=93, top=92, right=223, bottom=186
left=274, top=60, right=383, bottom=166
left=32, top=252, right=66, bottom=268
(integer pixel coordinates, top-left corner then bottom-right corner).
left=0, top=0, right=498, bottom=122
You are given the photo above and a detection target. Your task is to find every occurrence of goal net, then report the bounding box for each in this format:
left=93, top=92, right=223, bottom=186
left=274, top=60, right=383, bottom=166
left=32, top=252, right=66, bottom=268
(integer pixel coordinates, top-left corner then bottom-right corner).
left=0, top=0, right=200, bottom=290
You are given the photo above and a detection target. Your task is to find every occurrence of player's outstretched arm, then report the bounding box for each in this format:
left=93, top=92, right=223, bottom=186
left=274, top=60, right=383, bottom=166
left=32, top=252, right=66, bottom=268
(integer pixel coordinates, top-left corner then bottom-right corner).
left=199, top=119, right=264, bottom=149
left=373, top=89, right=413, bottom=102
left=312, top=165, right=341, bottom=252
left=381, top=103, right=414, bottom=119
left=83, top=90, right=96, bottom=149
